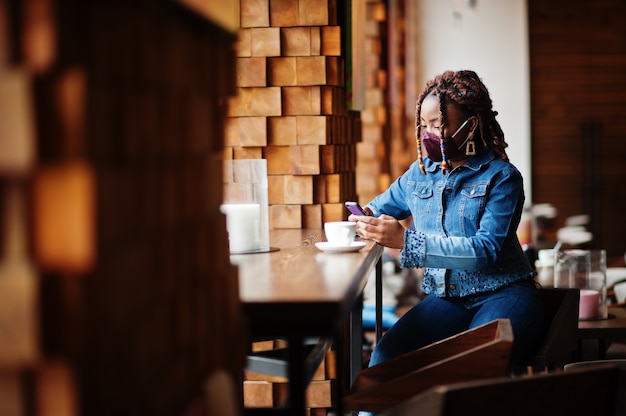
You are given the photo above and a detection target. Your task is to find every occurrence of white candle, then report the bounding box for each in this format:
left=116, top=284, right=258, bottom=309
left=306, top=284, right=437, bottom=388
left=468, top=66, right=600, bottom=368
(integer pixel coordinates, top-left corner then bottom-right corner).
left=220, top=203, right=261, bottom=253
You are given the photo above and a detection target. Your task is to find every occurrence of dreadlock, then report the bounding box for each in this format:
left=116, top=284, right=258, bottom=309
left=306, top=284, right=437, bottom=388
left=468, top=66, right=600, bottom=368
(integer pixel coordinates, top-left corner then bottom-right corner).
left=415, top=70, right=508, bottom=174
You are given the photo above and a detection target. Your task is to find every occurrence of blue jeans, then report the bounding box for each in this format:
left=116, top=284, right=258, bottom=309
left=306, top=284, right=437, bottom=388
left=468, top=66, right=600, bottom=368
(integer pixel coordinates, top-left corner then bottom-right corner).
left=368, top=279, right=544, bottom=369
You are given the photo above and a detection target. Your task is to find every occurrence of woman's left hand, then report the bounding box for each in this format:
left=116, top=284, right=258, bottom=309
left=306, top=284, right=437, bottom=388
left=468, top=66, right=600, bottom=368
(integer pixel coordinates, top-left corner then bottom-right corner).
left=348, top=214, right=405, bottom=249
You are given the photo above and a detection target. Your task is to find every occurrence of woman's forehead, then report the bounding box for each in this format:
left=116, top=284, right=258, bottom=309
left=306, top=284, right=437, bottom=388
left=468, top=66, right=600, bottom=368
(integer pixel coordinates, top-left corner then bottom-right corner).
left=420, top=94, right=439, bottom=114
left=421, top=94, right=465, bottom=118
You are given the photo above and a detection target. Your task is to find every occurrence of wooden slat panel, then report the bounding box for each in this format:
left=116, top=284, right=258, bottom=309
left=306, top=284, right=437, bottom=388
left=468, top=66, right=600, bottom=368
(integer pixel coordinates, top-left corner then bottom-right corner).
left=529, top=0, right=626, bottom=256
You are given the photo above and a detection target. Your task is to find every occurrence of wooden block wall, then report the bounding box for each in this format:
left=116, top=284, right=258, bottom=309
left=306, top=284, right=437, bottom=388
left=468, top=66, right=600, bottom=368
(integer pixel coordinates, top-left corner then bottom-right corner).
left=386, top=0, right=417, bottom=184
left=351, top=0, right=416, bottom=207
left=0, top=1, right=245, bottom=415
left=355, top=0, right=390, bottom=206
left=229, top=0, right=362, bottom=228
left=243, top=339, right=337, bottom=414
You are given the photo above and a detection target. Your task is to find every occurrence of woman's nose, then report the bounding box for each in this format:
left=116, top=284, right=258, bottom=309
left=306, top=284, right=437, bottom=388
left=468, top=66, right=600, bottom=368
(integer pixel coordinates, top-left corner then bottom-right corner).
left=424, top=126, right=440, bottom=135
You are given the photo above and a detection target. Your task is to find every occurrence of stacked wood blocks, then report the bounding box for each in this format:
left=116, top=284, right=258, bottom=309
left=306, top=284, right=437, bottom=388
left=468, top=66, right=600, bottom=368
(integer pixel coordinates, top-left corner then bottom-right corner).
left=385, top=0, right=417, bottom=182
left=227, top=0, right=362, bottom=229
left=356, top=0, right=391, bottom=206
left=0, top=1, right=244, bottom=415
left=243, top=339, right=337, bottom=415
left=359, top=0, right=418, bottom=204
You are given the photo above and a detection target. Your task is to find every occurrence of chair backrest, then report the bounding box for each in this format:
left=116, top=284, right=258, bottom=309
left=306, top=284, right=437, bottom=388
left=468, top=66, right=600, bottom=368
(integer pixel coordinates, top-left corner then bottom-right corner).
left=521, top=287, right=580, bottom=372
left=344, top=319, right=513, bottom=413
left=384, top=363, right=620, bottom=416
left=565, top=360, right=626, bottom=416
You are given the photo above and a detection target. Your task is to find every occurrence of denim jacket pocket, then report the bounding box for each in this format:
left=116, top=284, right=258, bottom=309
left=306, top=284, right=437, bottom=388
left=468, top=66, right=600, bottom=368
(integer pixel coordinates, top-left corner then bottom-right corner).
left=414, top=183, right=433, bottom=199
left=410, top=182, right=434, bottom=231
left=459, top=183, right=488, bottom=221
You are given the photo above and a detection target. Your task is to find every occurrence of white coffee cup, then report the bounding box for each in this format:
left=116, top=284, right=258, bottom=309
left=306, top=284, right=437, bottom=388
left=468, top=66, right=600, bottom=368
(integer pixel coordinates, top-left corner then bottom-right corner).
left=324, top=221, right=356, bottom=246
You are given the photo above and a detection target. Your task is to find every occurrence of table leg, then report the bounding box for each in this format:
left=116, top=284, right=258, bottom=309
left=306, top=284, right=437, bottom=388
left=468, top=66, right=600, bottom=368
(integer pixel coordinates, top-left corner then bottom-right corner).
left=349, top=293, right=364, bottom=385
left=286, top=335, right=306, bottom=416
left=375, top=257, right=383, bottom=343
left=343, top=257, right=382, bottom=415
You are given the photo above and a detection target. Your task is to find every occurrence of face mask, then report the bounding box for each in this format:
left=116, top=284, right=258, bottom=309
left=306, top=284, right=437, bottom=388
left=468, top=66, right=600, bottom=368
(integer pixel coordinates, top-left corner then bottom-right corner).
left=422, top=118, right=473, bottom=162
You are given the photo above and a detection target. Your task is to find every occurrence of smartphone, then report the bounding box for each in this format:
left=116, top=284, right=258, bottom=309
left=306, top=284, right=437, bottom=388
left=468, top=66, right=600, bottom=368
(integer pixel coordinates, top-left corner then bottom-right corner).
left=345, top=201, right=369, bottom=216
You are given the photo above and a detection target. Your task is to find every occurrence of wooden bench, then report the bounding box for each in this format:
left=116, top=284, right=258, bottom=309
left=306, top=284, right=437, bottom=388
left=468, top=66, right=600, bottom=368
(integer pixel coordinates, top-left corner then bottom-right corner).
left=384, top=363, right=620, bottom=416
left=344, top=319, right=513, bottom=413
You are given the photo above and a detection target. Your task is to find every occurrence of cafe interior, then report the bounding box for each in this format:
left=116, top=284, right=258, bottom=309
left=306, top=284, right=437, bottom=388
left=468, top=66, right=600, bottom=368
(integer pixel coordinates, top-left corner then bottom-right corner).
left=2, top=0, right=626, bottom=415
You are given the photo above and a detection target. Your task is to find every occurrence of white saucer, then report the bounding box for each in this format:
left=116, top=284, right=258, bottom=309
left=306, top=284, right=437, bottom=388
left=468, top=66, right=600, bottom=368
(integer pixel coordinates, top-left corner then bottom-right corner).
left=315, top=241, right=366, bottom=253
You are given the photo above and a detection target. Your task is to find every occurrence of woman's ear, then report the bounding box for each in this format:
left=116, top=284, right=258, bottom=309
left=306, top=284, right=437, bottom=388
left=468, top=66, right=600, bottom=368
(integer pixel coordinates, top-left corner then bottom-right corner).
left=469, top=115, right=479, bottom=133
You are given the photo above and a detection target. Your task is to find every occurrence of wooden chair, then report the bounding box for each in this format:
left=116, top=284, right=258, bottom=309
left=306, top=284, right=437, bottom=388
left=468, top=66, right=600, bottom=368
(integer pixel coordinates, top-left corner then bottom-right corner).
left=520, top=287, right=580, bottom=373
left=383, top=363, right=620, bottom=416
left=343, top=319, right=513, bottom=413
left=565, top=359, right=626, bottom=416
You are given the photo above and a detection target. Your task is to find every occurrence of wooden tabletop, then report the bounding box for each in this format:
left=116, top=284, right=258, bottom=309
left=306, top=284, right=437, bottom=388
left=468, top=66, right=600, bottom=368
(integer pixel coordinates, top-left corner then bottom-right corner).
left=232, top=228, right=384, bottom=337
left=578, top=304, right=626, bottom=340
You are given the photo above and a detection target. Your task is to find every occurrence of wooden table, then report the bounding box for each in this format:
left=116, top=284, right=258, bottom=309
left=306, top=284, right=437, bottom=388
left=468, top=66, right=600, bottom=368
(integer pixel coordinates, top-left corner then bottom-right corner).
left=578, top=304, right=626, bottom=359
left=233, top=229, right=384, bottom=415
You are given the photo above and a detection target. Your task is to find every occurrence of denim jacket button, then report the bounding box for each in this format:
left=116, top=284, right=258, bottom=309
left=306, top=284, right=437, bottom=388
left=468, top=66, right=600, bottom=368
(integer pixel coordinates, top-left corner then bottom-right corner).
left=449, top=284, right=456, bottom=291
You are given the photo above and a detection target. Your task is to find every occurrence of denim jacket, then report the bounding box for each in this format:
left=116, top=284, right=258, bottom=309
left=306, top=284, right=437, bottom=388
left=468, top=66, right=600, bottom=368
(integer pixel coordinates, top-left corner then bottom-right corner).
left=367, top=149, right=534, bottom=298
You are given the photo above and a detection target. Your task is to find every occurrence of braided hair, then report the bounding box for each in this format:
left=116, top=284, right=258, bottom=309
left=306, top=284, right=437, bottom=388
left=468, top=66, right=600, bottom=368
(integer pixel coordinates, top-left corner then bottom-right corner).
left=415, top=70, right=508, bottom=174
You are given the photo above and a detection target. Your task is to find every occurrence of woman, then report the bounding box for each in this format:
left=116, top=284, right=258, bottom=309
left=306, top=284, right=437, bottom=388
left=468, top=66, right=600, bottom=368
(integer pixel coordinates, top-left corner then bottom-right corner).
left=349, top=70, right=544, bottom=370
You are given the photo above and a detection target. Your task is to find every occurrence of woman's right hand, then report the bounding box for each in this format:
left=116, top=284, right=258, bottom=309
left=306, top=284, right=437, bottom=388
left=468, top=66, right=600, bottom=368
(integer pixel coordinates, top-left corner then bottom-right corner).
left=349, top=214, right=405, bottom=249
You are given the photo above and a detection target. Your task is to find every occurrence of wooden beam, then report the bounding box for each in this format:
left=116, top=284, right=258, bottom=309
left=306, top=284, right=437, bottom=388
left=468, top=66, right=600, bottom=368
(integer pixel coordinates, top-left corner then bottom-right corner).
left=237, top=57, right=267, bottom=87
left=239, top=116, right=268, bottom=147
left=251, top=27, right=281, bottom=57
left=268, top=57, right=297, bottom=86
left=321, top=26, right=341, bottom=56
left=296, top=115, right=329, bottom=145
left=269, top=0, right=299, bottom=27
left=268, top=116, right=297, bottom=145
left=270, top=204, right=302, bottom=228
left=240, top=0, right=270, bottom=28
left=282, top=86, right=321, bottom=115
left=228, top=87, right=282, bottom=117
left=281, top=27, right=312, bottom=56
